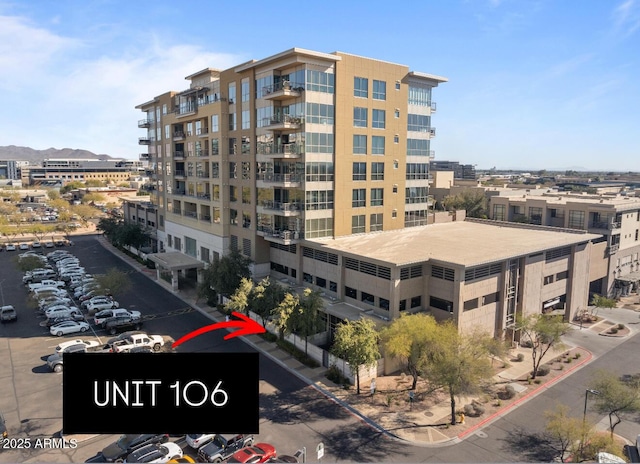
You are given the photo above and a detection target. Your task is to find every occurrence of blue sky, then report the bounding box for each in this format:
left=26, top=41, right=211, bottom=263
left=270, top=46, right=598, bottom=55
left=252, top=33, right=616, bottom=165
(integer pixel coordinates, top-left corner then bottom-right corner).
left=0, top=0, right=638, bottom=171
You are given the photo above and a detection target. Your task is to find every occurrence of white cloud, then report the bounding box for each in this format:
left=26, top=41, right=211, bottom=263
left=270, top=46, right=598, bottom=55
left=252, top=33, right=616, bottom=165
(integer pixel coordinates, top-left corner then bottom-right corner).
left=0, top=15, right=246, bottom=157
left=612, top=0, right=640, bottom=37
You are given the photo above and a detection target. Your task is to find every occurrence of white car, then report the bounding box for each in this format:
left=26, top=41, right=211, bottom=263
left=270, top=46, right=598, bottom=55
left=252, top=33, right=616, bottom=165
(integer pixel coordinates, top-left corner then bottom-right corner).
left=32, top=287, right=67, bottom=300
left=87, top=299, right=119, bottom=312
left=55, top=339, right=100, bottom=354
left=50, top=320, right=90, bottom=337
left=19, top=243, right=29, bottom=250
left=124, top=442, right=183, bottom=463
left=45, top=306, right=82, bottom=319
left=31, top=241, right=42, bottom=248
left=45, top=241, right=55, bottom=248
left=94, top=308, right=138, bottom=326
left=5, top=243, right=16, bottom=251
left=186, top=434, right=217, bottom=449
left=39, top=297, right=73, bottom=309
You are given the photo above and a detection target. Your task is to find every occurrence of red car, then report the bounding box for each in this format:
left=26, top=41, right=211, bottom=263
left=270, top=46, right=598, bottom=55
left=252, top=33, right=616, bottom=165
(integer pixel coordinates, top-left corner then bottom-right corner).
left=227, top=443, right=276, bottom=463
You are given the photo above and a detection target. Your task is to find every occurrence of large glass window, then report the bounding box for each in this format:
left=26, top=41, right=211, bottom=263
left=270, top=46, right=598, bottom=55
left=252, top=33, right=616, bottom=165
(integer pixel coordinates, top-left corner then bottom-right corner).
left=371, top=162, right=385, bottom=180
left=373, top=80, right=386, bottom=100
left=306, top=132, right=333, bottom=153
left=407, top=139, right=430, bottom=156
left=305, top=190, right=334, bottom=210
left=241, top=110, right=250, bottom=130
left=352, top=215, right=366, bottom=234
left=370, top=188, right=383, bottom=206
left=352, top=189, right=366, bottom=207
left=353, top=162, right=366, bottom=181
left=306, top=103, right=334, bottom=125
left=305, top=162, right=334, bottom=181
left=306, top=70, right=335, bottom=93
left=211, top=138, right=219, bottom=155
left=406, top=163, right=429, bottom=179
left=406, top=187, right=428, bottom=204
left=408, top=85, right=432, bottom=106
left=568, top=210, right=585, bottom=229
left=372, top=109, right=385, bottom=129
left=241, top=81, right=250, bottom=102
left=228, top=82, right=236, bottom=104
left=407, top=114, right=430, bottom=132
left=370, top=213, right=383, bottom=232
left=371, top=136, right=385, bottom=155
left=354, top=107, right=368, bottom=127
left=229, top=113, right=236, bottom=131
left=353, top=135, right=367, bottom=154
left=493, top=204, right=505, bottom=221
left=354, top=77, right=368, bottom=98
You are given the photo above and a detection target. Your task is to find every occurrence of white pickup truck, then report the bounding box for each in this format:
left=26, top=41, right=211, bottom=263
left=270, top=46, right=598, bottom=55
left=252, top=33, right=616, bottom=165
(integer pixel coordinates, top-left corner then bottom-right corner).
left=111, top=332, right=165, bottom=352
left=27, top=280, right=65, bottom=292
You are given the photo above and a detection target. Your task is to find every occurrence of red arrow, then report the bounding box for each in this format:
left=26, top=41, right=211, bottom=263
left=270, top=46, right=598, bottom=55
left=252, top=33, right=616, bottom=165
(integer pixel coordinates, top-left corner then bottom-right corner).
left=172, top=312, right=266, bottom=348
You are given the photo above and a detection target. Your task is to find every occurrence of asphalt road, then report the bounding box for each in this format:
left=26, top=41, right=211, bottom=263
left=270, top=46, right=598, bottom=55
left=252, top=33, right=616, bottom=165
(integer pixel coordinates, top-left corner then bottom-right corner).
left=2, top=235, right=639, bottom=463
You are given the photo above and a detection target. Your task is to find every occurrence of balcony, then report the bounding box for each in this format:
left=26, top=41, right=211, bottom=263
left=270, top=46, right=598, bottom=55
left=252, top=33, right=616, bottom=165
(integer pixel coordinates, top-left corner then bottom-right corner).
left=183, top=211, right=198, bottom=219
left=138, top=137, right=151, bottom=145
left=174, top=170, right=185, bottom=178
left=429, top=127, right=436, bottom=137
left=257, top=142, right=303, bottom=159
left=138, top=119, right=152, bottom=128
left=607, top=244, right=620, bottom=255
left=173, top=151, right=185, bottom=160
left=199, top=214, right=211, bottom=222
left=196, top=172, right=210, bottom=179
left=590, top=221, right=622, bottom=231
left=139, top=153, right=150, bottom=160
left=257, top=226, right=303, bottom=245
left=173, top=131, right=185, bottom=141
left=262, top=81, right=304, bottom=101
left=429, top=101, right=437, bottom=112
left=258, top=201, right=302, bottom=216
left=256, top=173, right=303, bottom=188
left=261, top=114, right=304, bottom=132
left=196, top=149, right=210, bottom=157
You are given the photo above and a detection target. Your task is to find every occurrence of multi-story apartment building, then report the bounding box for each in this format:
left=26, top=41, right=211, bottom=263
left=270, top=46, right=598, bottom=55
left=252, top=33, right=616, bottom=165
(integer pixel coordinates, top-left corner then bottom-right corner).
left=137, top=48, right=444, bottom=275
left=488, top=191, right=640, bottom=297
left=429, top=160, right=477, bottom=180
left=136, top=48, right=600, bottom=344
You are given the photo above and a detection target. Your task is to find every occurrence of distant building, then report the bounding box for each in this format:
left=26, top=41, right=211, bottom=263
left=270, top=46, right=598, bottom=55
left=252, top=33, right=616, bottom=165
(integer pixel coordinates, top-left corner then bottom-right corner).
left=0, top=160, right=29, bottom=180
left=23, top=158, right=144, bottom=186
left=430, top=160, right=476, bottom=180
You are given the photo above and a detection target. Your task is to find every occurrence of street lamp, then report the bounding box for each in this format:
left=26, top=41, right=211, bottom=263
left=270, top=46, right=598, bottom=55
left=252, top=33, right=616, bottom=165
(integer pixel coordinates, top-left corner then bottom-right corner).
left=584, top=389, right=601, bottom=424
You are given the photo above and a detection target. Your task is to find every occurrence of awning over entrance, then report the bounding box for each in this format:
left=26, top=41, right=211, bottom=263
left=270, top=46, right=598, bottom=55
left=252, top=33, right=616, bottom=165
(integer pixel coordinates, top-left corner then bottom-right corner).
left=147, top=252, right=205, bottom=271
left=616, top=271, right=640, bottom=283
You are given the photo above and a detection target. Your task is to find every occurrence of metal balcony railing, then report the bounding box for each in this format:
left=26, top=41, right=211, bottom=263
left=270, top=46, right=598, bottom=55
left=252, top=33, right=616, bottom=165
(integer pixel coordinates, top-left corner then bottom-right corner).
left=174, top=170, right=185, bottom=177
left=256, top=173, right=303, bottom=184
left=184, top=211, right=197, bottom=218
left=261, top=114, right=304, bottom=127
left=138, top=137, right=151, bottom=145
left=259, top=201, right=302, bottom=212
left=257, top=142, right=304, bottom=156
left=138, top=119, right=152, bottom=128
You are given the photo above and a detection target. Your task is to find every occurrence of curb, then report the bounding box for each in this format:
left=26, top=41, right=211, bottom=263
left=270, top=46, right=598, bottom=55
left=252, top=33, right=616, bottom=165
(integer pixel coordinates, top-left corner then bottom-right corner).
left=457, top=348, right=594, bottom=440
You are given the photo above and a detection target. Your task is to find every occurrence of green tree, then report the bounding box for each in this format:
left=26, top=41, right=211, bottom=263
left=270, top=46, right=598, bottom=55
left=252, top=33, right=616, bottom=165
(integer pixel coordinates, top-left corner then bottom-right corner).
left=249, top=277, right=286, bottom=328
left=590, top=294, right=617, bottom=309
left=290, top=288, right=324, bottom=355
left=225, top=277, right=254, bottom=315
left=60, top=181, right=84, bottom=194
left=70, top=204, right=98, bottom=223
left=544, top=404, right=592, bottom=462
left=94, top=268, right=132, bottom=298
left=271, top=292, right=300, bottom=341
left=442, top=190, right=488, bottom=218
left=16, top=255, right=46, bottom=273
left=421, top=324, right=494, bottom=425
left=331, top=318, right=380, bottom=394
left=97, top=217, right=122, bottom=239
left=47, top=189, right=60, bottom=200
left=380, top=313, right=439, bottom=390
left=198, top=249, right=252, bottom=302
left=81, top=192, right=107, bottom=204
left=28, top=223, right=55, bottom=242
left=516, top=314, right=569, bottom=379
left=589, top=369, right=640, bottom=438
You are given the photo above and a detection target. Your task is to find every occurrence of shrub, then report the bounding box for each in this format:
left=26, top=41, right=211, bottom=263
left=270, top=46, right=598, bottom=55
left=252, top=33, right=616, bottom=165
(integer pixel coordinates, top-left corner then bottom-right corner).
left=535, top=365, right=551, bottom=377
left=520, top=339, right=533, bottom=348
left=610, top=327, right=618, bottom=334
left=463, top=400, right=486, bottom=417
left=618, top=323, right=626, bottom=330
left=534, top=379, right=542, bottom=384
left=499, top=384, right=516, bottom=400
left=516, top=353, right=525, bottom=362
left=574, top=352, right=581, bottom=359
left=565, top=358, right=573, bottom=363
left=326, top=365, right=351, bottom=386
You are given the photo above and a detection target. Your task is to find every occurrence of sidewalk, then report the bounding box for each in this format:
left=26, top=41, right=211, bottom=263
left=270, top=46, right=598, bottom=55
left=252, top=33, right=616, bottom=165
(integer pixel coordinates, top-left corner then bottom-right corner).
left=94, top=235, right=636, bottom=447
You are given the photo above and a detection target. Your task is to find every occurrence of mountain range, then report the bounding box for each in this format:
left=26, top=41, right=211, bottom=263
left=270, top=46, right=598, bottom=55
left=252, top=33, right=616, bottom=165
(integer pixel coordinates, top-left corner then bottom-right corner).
left=0, top=145, right=115, bottom=163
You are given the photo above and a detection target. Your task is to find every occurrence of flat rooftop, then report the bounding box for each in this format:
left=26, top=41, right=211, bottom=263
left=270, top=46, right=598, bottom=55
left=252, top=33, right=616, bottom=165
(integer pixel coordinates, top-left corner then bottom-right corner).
left=312, top=220, right=601, bottom=267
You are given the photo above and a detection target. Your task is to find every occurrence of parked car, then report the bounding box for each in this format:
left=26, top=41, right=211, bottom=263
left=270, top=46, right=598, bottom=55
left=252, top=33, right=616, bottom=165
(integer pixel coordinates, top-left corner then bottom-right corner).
left=55, top=339, right=100, bottom=354
left=103, top=315, right=142, bottom=335
left=46, top=342, right=108, bottom=373
left=19, top=243, right=29, bottom=250
left=186, top=434, right=217, bottom=450
left=39, top=297, right=73, bottom=310
left=31, top=241, right=42, bottom=248
left=5, top=243, right=16, bottom=251
left=94, top=308, right=140, bottom=326
left=45, top=241, right=55, bottom=248
left=42, top=313, right=85, bottom=328
left=101, top=434, right=169, bottom=463
left=227, top=444, right=277, bottom=464
left=198, top=435, right=254, bottom=463
left=50, top=320, right=90, bottom=337
left=44, top=305, right=81, bottom=319
left=0, top=305, right=17, bottom=323
left=124, top=442, right=183, bottom=463
left=87, top=298, right=120, bottom=312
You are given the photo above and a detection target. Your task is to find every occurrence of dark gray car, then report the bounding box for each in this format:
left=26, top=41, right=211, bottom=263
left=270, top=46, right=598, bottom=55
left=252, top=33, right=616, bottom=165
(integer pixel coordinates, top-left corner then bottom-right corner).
left=100, top=434, right=169, bottom=462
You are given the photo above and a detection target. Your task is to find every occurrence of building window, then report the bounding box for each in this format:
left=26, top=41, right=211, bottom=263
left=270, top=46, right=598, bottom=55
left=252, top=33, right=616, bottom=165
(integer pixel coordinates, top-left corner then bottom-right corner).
left=371, top=136, right=385, bottom=155
left=354, top=77, right=368, bottom=98
left=306, top=70, right=335, bottom=93
left=242, top=162, right=250, bottom=179
left=371, top=162, right=385, bottom=181
left=353, top=162, right=366, bottom=181
left=305, top=190, right=334, bottom=210
left=544, top=275, right=554, bottom=285
left=429, top=296, right=452, bottom=312
left=352, top=214, right=366, bottom=234
left=353, top=135, right=367, bottom=154
left=407, top=114, right=430, bottom=132
left=556, top=270, right=569, bottom=281
left=406, top=187, right=429, bottom=204
left=174, top=237, right=181, bottom=251
left=568, top=210, right=585, bottom=229
left=352, top=189, right=366, bottom=208
left=242, top=187, right=251, bottom=204
left=493, top=204, right=506, bottom=221
left=315, top=276, right=327, bottom=288
left=201, top=246, right=210, bottom=263
left=407, top=138, right=430, bottom=156
left=372, top=80, right=386, bottom=100
left=482, top=292, right=500, bottom=305
left=229, top=113, right=237, bottom=131
left=406, top=163, right=429, bottom=180
left=241, top=81, right=250, bottom=102
left=229, top=186, right=237, bottom=202
left=306, top=102, right=334, bottom=124
left=228, top=82, right=236, bottom=104
left=230, top=209, right=238, bottom=225
left=410, top=296, right=422, bottom=309
left=211, top=162, right=219, bottom=179
left=211, top=138, right=219, bottom=155
left=354, top=107, right=368, bottom=127
left=345, top=286, right=357, bottom=299
left=372, top=109, right=386, bottom=129
left=306, top=132, right=334, bottom=153
left=395, top=81, right=401, bottom=90
left=408, top=85, right=432, bottom=106
left=230, top=235, right=238, bottom=251
left=394, top=109, right=400, bottom=118
left=229, top=162, right=237, bottom=179
left=399, top=299, right=406, bottom=311
left=370, top=213, right=383, bottom=231
left=241, top=110, right=250, bottom=130
left=229, top=137, right=237, bottom=155
left=242, top=213, right=251, bottom=229
left=370, top=188, right=383, bottom=206
left=361, top=291, right=375, bottom=305
left=464, top=298, right=479, bottom=311
left=550, top=208, right=565, bottom=219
